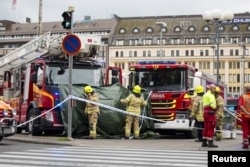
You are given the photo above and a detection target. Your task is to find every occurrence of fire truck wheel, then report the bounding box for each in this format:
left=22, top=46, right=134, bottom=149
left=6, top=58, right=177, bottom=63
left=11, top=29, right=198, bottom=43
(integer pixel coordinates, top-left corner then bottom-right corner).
left=27, top=108, right=42, bottom=136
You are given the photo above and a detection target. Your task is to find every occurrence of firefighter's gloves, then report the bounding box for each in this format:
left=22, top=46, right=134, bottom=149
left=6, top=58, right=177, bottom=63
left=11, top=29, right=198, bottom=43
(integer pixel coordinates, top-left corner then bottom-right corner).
left=208, top=110, right=215, bottom=114
left=120, top=99, right=127, bottom=104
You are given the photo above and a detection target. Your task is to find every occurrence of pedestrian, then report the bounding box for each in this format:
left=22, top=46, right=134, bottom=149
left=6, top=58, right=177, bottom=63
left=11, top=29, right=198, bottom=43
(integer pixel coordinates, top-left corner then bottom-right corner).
left=120, top=85, right=147, bottom=139
left=214, top=86, right=225, bottom=141
left=190, top=85, right=205, bottom=142
left=84, top=85, right=100, bottom=139
left=202, top=84, right=218, bottom=147
left=238, top=85, right=250, bottom=149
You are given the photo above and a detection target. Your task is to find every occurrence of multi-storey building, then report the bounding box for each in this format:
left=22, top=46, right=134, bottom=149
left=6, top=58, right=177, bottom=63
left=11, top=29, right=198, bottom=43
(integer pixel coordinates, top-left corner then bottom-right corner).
left=109, top=12, right=250, bottom=96
left=1, top=13, right=250, bottom=96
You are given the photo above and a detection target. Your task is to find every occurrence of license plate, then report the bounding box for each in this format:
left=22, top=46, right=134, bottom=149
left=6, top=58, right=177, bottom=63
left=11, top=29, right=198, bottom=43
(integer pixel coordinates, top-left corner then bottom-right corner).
left=176, top=114, right=185, bottom=119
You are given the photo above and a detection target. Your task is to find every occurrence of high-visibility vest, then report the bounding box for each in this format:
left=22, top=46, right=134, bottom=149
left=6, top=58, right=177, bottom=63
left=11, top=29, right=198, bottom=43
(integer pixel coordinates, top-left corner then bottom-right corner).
left=203, top=90, right=217, bottom=112
left=241, top=94, right=250, bottom=118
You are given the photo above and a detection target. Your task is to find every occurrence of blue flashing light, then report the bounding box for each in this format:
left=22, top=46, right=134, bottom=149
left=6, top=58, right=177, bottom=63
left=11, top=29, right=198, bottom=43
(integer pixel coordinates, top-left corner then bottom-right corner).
left=137, top=60, right=176, bottom=65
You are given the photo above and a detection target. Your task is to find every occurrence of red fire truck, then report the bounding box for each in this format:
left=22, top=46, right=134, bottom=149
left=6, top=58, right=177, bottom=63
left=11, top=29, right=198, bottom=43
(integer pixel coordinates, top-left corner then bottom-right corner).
left=0, top=32, right=104, bottom=136
left=128, top=60, right=227, bottom=138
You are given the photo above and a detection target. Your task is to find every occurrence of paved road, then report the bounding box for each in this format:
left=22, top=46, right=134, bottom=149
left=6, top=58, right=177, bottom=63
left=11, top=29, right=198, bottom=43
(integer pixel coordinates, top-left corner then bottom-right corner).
left=0, top=145, right=208, bottom=167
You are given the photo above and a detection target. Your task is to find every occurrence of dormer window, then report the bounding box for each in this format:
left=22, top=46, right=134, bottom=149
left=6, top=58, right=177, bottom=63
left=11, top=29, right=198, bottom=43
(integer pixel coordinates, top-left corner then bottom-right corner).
left=146, top=27, right=153, bottom=33
left=188, top=26, right=196, bottom=32
left=174, top=26, right=181, bottom=32
left=133, top=27, right=139, bottom=34
left=203, top=26, right=210, bottom=32
left=119, top=28, right=126, bottom=34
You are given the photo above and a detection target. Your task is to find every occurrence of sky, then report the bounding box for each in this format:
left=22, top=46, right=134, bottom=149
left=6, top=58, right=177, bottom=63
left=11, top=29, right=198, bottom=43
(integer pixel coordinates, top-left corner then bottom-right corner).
left=0, top=0, right=250, bottom=23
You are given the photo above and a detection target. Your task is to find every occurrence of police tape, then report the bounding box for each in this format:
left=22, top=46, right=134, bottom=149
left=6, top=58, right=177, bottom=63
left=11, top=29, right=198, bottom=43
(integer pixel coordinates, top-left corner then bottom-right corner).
left=70, top=95, right=166, bottom=123
left=16, top=95, right=166, bottom=128
left=16, top=97, right=71, bottom=127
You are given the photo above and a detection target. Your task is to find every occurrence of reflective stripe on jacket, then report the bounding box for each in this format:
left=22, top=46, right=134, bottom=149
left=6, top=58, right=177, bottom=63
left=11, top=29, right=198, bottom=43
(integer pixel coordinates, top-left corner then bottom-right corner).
left=216, top=95, right=224, bottom=119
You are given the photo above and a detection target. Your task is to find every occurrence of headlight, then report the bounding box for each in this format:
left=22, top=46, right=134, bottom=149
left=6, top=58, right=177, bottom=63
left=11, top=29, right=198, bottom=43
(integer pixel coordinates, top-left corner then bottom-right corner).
left=3, top=109, right=8, bottom=117
left=12, top=109, right=17, bottom=117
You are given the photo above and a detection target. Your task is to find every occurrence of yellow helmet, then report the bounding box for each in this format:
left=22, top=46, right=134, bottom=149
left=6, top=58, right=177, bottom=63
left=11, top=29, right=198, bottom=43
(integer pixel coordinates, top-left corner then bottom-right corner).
left=215, top=86, right=221, bottom=93
left=84, top=85, right=93, bottom=93
left=133, top=85, right=141, bottom=94
left=195, top=85, right=204, bottom=93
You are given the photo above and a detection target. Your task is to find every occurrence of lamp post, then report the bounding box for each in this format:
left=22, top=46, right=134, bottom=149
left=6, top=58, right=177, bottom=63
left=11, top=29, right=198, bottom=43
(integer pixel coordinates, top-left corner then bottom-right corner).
left=210, top=46, right=216, bottom=75
left=203, top=9, right=234, bottom=85
left=156, top=22, right=167, bottom=59
left=239, top=43, right=247, bottom=94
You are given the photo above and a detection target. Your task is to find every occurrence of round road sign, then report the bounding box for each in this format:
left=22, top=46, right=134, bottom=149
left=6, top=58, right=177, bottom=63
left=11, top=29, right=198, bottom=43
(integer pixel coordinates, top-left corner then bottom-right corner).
left=62, top=34, right=81, bottom=55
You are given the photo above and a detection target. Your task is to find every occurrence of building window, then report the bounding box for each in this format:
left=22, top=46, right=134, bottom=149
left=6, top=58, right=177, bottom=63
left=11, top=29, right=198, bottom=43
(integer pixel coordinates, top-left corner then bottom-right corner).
left=232, top=25, right=239, bottom=31
left=200, top=50, right=204, bottom=56
left=174, top=26, right=181, bottom=32
left=235, top=49, right=239, bottom=56
left=134, top=51, right=137, bottom=57
left=230, top=49, right=234, bottom=56
left=205, top=50, right=209, bottom=56
left=120, top=51, right=123, bottom=57
left=115, top=51, right=119, bottom=57
left=143, top=50, right=146, bottom=57
left=185, top=50, right=189, bottom=56
left=133, top=27, right=139, bottom=34
left=119, top=28, right=126, bottom=34
left=129, top=51, right=132, bottom=57
left=171, top=50, right=174, bottom=56
left=176, top=50, right=180, bottom=56
left=191, top=50, right=194, bottom=56
left=148, top=50, right=151, bottom=57
left=146, top=27, right=153, bottom=33
left=203, top=26, right=210, bottom=32
left=248, top=25, right=250, bottom=31
left=188, top=26, right=196, bottom=32
left=220, top=50, right=224, bottom=56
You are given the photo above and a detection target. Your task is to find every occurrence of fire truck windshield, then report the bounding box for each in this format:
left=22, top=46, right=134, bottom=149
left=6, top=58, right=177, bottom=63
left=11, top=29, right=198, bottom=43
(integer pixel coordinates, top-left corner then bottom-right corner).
left=131, top=69, right=186, bottom=91
left=45, top=65, right=104, bottom=86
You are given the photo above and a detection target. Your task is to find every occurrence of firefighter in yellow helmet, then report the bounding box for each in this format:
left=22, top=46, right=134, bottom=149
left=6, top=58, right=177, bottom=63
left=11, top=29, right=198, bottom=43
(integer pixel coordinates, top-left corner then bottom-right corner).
left=214, top=86, right=225, bottom=141
left=120, top=85, right=147, bottom=139
left=84, top=85, right=99, bottom=139
left=190, top=85, right=205, bottom=142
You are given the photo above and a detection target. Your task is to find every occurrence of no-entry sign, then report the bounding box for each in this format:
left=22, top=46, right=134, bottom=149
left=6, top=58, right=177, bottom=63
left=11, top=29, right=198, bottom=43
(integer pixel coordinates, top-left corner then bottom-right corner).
left=62, top=34, right=81, bottom=55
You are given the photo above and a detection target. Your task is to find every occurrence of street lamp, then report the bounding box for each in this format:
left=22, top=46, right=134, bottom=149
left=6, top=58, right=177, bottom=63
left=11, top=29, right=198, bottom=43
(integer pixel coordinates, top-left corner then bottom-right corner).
left=210, top=46, right=216, bottom=75
left=203, top=9, right=234, bottom=85
left=156, top=22, right=167, bottom=59
left=239, top=43, right=247, bottom=94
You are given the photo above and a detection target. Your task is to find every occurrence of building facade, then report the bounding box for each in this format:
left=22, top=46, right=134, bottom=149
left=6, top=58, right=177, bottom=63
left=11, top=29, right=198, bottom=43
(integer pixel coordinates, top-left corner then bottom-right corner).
left=109, top=13, right=250, bottom=96
left=1, top=13, right=250, bottom=96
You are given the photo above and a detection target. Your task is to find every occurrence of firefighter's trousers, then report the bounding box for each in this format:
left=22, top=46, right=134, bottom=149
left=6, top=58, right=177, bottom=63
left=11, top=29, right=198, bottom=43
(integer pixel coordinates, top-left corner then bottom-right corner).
left=242, top=115, right=250, bottom=146
left=125, top=115, right=140, bottom=138
left=215, top=118, right=223, bottom=140
left=88, top=112, right=98, bottom=139
left=203, top=113, right=216, bottom=141
left=195, top=120, right=204, bottom=140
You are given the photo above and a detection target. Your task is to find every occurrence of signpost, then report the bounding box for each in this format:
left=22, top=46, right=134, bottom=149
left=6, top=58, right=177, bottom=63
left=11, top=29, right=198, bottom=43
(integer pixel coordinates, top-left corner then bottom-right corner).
left=61, top=6, right=80, bottom=141
left=62, top=34, right=81, bottom=55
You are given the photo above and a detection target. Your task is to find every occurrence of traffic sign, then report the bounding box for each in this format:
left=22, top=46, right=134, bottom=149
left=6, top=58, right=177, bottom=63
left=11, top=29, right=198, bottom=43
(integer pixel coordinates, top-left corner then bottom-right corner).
left=62, top=34, right=81, bottom=55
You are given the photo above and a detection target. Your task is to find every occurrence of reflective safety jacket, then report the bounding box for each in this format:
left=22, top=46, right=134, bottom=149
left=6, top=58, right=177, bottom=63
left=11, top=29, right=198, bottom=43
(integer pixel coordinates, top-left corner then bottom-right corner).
left=191, top=96, right=204, bottom=122
left=216, top=95, right=224, bottom=119
left=203, top=90, right=217, bottom=112
left=85, top=93, right=100, bottom=114
left=121, top=94, right=147, bottom=115
left=238, top=93, right=250, bottom=118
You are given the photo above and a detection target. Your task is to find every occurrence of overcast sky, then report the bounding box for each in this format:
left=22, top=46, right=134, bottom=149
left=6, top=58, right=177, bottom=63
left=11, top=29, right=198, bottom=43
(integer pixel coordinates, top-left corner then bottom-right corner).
left=0, top=0, right=250, bottom=23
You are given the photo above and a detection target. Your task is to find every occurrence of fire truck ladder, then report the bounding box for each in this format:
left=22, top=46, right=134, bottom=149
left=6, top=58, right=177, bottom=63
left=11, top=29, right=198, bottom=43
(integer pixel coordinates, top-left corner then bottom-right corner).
left=0, top=31, right=52, bottom=73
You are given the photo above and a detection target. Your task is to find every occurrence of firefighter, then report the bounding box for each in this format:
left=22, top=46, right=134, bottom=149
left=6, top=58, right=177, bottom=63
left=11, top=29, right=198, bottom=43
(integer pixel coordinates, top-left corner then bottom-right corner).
left=84, top=85, right=100, bottom=139
left=214, top=86, right=224, bottom=141
left=202, top=84, right=218, bottom=147
left=238, top=85, right=250, bottom=149
left=120, top=85, right=147, bottom=139
left=190, top=85, right=205, bottom=142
